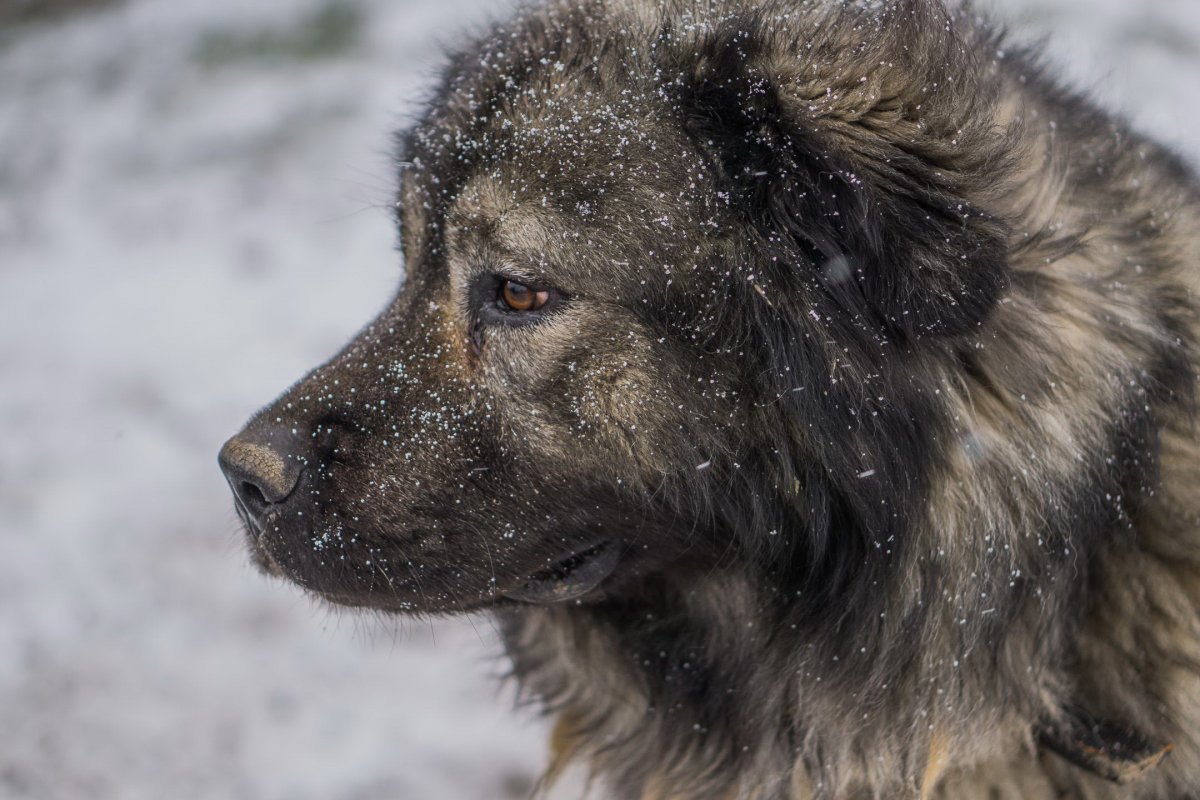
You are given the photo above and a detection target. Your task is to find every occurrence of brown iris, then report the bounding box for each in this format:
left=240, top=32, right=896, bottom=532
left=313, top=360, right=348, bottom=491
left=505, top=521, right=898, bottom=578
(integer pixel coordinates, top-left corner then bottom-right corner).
left=500, top=280, right=550, bottom=312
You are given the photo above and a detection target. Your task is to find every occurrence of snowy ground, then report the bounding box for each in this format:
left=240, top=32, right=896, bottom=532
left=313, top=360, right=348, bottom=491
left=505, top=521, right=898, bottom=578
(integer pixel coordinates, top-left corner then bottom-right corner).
left=0, top=1, right=1197, bottom=798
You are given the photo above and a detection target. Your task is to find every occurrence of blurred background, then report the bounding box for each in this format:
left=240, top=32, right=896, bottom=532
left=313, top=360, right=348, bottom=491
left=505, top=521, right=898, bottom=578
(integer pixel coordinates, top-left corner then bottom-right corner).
left=0, top=0, right=1197, bottom=798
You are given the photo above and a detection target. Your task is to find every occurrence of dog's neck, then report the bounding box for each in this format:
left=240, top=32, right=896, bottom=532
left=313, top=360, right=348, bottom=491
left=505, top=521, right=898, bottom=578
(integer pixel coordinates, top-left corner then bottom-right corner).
left=501, top=570, right=801, bottom=797
left=500, top=565, right=1027, bottom=798
left=500, top=524, right=1186, bottom=799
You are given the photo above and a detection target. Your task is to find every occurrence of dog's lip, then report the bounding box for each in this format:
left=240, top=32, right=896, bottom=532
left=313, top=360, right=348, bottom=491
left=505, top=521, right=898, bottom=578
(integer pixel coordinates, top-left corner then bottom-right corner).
left=232, top=502, right=288, bottom=577
left=503, top=540, right=620, bottom=604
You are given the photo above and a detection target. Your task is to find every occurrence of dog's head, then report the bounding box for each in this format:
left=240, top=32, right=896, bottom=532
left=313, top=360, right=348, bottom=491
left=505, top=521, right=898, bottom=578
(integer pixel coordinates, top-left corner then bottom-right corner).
left=220, top=1, right=1010, bottom=615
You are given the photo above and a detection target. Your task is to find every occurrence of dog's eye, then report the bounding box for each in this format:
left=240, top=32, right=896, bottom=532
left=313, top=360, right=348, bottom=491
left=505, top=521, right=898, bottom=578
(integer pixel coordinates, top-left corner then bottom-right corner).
left=499, top=280, right=550, bottom=312
left=471, top=275, right=563, bottom=331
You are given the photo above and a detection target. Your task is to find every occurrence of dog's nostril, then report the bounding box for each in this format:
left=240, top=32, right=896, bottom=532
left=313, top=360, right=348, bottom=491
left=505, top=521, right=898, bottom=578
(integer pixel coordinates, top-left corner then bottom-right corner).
left=240, top=481, right=269, bottom=508
left=219, top=433, right=304, bottom=513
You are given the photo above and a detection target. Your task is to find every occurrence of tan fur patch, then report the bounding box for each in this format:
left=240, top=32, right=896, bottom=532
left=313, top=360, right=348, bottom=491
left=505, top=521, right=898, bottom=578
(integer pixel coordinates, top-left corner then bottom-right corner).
left=544, top=712, right=587, bottom=791
left=921, top=731, right=951, bottom=799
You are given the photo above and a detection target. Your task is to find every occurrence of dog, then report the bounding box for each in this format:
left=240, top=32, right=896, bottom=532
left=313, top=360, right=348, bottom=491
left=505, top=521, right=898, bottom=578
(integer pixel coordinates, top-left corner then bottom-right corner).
left=219, top=0, right=1200, bottom=796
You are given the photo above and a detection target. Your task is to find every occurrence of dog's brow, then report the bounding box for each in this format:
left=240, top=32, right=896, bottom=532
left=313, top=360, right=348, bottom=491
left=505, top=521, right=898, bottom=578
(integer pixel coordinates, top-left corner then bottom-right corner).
left=446, top=180, right=575, bottom=277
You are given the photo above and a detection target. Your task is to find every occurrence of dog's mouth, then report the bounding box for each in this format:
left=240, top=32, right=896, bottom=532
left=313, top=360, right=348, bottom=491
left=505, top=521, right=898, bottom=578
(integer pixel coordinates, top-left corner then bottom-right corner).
left=237, top=512, right=288, bottom=578
left=236, top=496, right=621, bottom=608
left=503, top=540, right=620, bottom=604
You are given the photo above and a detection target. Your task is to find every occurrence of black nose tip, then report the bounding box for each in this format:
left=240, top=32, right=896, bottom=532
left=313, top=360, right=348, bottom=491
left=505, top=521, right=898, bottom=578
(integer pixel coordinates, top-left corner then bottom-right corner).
left=219, top=431, right=303, bottom=521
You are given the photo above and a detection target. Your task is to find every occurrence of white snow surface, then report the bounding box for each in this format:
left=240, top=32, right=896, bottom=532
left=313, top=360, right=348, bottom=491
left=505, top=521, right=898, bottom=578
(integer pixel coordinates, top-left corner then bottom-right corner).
left=0, top=0, right=1196, bottom=798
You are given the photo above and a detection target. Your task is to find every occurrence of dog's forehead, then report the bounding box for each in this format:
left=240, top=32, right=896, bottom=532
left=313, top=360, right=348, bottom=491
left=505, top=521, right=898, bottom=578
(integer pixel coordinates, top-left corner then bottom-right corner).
left=443, top=155, right=715, bottom=292
left=403, top=5, right=739, bottom=287
left=445, top=176, right=560, bottom=262
left=439, top=99, right=711, bottom=267
left=442, top=173, right=626, bottom=288
left=481, top=99, right=679, bottom=188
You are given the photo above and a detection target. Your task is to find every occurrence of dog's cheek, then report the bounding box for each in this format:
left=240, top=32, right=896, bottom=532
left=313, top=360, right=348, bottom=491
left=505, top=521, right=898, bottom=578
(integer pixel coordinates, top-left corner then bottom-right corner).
left=479, top=311, right=732, bottom=487
left=560, top=337, right=721, bottom=486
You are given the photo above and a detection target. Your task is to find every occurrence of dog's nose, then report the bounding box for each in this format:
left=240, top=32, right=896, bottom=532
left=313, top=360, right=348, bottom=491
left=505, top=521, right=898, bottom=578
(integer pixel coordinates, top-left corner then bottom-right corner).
left=219, top=430, right=304, bottom=521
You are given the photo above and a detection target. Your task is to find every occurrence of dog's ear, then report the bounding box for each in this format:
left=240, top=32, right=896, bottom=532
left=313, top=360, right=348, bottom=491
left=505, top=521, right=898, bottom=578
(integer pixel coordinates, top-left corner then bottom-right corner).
left=675, top=21, right=1009, bottom=338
